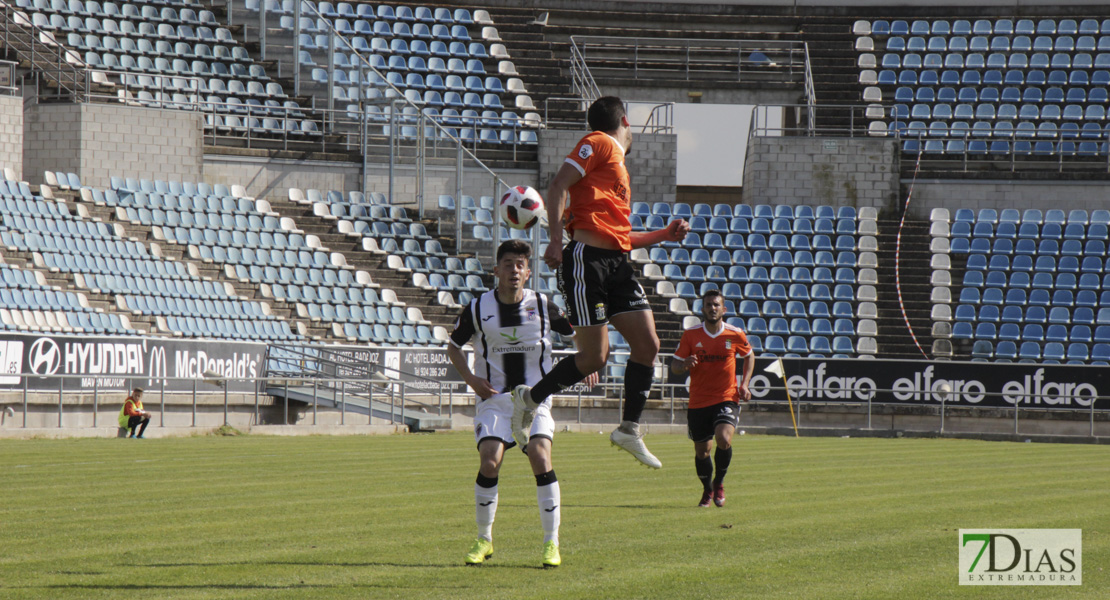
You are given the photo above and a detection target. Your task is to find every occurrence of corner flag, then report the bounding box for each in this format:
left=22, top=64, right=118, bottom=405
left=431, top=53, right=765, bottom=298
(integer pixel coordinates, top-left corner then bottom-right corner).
left=762, top=358, right=799, bottom=438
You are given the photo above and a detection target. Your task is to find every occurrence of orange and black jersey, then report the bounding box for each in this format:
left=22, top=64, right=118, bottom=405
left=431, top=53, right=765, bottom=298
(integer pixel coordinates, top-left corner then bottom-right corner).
left=674, top=323, right=753, bottom=409
left=563, top=131, right=633, bottom=251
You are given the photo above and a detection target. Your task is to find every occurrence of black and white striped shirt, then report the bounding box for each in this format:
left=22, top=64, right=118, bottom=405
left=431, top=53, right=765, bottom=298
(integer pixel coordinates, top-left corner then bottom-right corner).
left=450, top=288, right=574, bottom=393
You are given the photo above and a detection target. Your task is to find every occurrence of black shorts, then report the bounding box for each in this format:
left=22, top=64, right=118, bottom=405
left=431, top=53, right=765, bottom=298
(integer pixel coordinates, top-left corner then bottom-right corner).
left=687, top=402, right=740, bottom=443
left=558, top=240, right=650, bottom=327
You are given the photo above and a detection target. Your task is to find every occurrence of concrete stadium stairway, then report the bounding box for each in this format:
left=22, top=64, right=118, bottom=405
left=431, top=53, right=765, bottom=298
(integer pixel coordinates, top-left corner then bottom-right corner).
left=873, top=214, right=936, bottom=359
left=798, top=17, right=862, bottom=133
left=69, top=193, right=318, bottom=339
left=476, top=6, right=583, bottom=127
left=261, top=196, right=483, bottom=330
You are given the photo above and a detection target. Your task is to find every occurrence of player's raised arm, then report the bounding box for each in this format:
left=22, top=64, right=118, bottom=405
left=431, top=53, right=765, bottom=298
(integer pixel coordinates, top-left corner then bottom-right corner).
left=630, top=218, right=690, bottom=249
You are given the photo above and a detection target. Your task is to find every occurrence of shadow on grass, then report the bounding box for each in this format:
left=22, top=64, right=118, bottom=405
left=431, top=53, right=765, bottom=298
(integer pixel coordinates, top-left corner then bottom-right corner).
left=138, top=560, right=545, bottom=570
left=18, top=583, right=334, bottom=591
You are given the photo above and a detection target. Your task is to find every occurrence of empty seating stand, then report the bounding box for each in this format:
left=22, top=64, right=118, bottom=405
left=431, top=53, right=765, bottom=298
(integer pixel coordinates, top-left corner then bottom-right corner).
left=858, top=17, right=1110, bottom=161
left=249, top=1, right=541, bottom=146
left=632, top=202, right=880, bottom=358
left=97, top=177, right=435, bottom=346
left=931, top=206, right=1110, bottom=363
left=16, top=0, right=316, bottom=138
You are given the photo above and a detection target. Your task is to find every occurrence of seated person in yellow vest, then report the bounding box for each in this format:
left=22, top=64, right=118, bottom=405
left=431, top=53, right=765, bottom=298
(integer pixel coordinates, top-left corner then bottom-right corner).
left=118, top=388, right=152, bottom=438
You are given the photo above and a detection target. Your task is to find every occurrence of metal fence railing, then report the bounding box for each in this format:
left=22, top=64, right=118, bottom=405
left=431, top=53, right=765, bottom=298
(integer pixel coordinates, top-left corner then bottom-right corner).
left=748, top=103, right=1110, bottom=174
left=570, top=35, right=809, bottom=84
left=3, top=372, right=1107, bottom=438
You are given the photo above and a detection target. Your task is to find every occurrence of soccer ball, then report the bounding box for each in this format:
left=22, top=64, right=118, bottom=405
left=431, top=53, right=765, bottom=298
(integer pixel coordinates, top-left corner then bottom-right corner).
left=499, top=186, right=545, bottom=230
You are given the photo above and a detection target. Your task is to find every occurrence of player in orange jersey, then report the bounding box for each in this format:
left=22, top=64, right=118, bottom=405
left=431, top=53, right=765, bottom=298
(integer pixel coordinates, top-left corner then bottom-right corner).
left=671, top=289, right=754, bottom=507
left=509, top=96, right=690, bottom=469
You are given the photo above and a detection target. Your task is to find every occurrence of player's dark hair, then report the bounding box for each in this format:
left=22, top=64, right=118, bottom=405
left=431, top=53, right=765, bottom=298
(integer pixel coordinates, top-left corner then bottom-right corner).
left=496, top=239, right=532, bottom=262
left=702, top=289, right=723, bottom=303
left=587, top=96, right=626, bottom=132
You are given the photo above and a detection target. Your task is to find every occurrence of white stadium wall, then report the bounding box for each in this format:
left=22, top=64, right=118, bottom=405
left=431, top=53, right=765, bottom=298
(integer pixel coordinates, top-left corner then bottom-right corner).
left=907, top=180, right=1110, bottom=219
left=0, top=94, right=22, bottom=181
left=23, top=103, right=202, bottom=190
left=743, top=136, right=900, bottom=210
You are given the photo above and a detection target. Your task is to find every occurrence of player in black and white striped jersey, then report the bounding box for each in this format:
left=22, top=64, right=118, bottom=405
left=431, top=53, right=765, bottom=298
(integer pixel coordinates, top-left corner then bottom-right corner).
left=447, top=239, right=594, bottom=568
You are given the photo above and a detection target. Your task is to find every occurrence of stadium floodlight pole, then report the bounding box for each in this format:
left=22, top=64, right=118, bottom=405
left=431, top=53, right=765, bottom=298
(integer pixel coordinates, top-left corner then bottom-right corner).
left=258, top=1, right=266, bottom=61
left=764, top=359, right=799, bottom=437
left=388, top=100, right=396, bottom=204
left=455, top=143, right=463, bottom=254
left=292, top=0, right=302, bottom=96
left=491, top=173, right=500, bottom=264
left=326, top=31, right=336, bottom=127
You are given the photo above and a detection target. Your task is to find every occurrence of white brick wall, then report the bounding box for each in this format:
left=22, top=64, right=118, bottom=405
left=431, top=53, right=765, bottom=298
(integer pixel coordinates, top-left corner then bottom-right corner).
left=23, top=103, right=202, bottom=189
left=0, top=95, right=23, bottom=180
left=908, top=181, right=1110, bottom=218
left=744, top=137, right=899, bottom=210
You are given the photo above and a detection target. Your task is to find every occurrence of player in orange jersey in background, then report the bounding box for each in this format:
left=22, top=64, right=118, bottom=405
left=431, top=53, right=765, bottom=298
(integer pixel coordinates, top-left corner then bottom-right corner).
left=671, top=289, right=755, bottom=507
left=509, top=96, right=690, bottom=469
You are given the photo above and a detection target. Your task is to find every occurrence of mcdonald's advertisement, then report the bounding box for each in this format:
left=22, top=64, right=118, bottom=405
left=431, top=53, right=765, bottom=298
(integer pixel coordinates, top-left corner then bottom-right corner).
left=0, top=333, right=265, bottom=392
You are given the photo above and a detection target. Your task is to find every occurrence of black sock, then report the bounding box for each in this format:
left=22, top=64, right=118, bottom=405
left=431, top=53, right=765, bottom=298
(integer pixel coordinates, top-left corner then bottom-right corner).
left=713, top=446, right=732, bottom=486
left=622, top=361, right=654, bottom=423
left=476, top=473, right=498, bottom=488
left=530, top=357, right=585, bottom=404
left=535, top=470, right=558, bottom=486
left=695, top=456, right=713, bottom=492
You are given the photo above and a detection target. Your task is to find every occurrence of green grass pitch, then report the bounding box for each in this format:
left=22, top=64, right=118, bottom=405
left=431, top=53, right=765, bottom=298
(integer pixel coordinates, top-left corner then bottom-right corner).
left=0, top=432, right=1108, bottom=599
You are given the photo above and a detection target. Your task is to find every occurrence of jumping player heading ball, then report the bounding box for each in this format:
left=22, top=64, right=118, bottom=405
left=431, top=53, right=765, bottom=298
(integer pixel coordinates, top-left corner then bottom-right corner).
left=510, top=96, right=691, bottom=469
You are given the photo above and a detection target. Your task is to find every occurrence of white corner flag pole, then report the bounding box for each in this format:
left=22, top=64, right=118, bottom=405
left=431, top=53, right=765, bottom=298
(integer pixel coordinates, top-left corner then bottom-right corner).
left=764, top=358, right=799, bottom=438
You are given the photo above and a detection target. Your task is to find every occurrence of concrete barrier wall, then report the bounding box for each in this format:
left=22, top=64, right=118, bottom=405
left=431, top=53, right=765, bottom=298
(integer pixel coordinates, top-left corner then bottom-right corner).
left=903, top=180, right=1110, bottom=220
left=743, top=136, right=900, bottom=210
left=23, top=103, right=202, bottom=190
left=0, top=94, right=23, bottom=180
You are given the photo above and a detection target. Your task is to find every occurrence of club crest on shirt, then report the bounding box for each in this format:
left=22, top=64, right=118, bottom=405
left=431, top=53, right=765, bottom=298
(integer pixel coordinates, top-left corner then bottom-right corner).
left=725, top=340, right=732, bottom=349
left=578, top=144, right=593, bottom=159
left=527, top=308, right=537, bottom=321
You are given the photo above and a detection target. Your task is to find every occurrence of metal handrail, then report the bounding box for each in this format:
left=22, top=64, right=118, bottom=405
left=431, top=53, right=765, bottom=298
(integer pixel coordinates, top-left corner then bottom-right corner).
left=247, top=0, right=521, bottom=263
left=0, top=2, right=84, bottom=97
left=568, top=38, right=601, bottom=104
left=802, top=42, right=817, bottom=131
left=569, top=35, right=808, bottom=83
left=747, top=103, right=1110, bottom=174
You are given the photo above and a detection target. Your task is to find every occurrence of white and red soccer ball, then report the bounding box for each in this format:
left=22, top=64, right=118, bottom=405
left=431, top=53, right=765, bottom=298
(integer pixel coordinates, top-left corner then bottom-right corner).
left=499, top=185, right=545, bottom=230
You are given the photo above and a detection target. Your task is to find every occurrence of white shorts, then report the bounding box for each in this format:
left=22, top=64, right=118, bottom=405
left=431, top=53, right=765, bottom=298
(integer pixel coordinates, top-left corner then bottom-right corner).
left=473, top=392, right=555, bottom=448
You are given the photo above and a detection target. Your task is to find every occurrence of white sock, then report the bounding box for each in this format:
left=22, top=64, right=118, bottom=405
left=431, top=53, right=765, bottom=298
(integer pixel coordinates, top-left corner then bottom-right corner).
left=537, top=480, right=560, bottom=545
left=475, top=483, right=498, bottom=541
left=619, top=420, right=640, bottom=435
